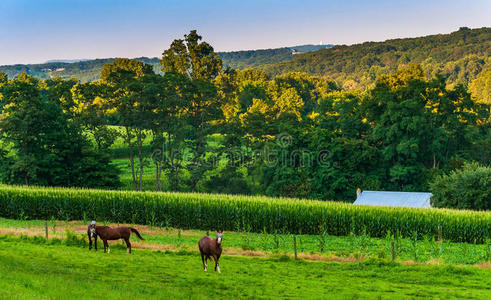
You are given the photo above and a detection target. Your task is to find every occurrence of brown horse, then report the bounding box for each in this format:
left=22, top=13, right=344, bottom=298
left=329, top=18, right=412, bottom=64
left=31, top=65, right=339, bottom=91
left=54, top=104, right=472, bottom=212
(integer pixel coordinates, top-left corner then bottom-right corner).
left=198, top=230, right=223, bottom=272
left=88, top=224, right=144, bottom=254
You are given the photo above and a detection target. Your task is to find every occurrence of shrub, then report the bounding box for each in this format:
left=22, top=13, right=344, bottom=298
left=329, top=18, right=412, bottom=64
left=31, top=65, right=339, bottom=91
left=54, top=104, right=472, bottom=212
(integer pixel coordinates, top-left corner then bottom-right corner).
left=430, top=163, right=491, bottom=210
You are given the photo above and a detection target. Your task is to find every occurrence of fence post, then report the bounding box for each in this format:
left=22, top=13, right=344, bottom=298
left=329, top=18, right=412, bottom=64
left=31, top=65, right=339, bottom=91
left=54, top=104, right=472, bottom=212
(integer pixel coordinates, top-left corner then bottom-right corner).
left=391, top=241, right=395, bottom=261
left=293, top=236, right=297, bottom=260
left=45, top=220, right=49, bottom=241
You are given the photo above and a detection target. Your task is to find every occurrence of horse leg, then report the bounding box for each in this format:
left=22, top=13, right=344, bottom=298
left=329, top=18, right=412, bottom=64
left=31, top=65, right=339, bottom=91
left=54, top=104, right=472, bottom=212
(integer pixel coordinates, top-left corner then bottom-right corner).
left=103, top=240, right=109, bottom=253
left=213, top=255, right=220, bottom=273
left=124, top=238, right=131, bottom=254
left=201, top=253, right=207, bottom=271
left=88, top=235, right=92, bottom=250
left=94, top=235, right=98, bottom=251
left=216, top=254, right=221, bottom=273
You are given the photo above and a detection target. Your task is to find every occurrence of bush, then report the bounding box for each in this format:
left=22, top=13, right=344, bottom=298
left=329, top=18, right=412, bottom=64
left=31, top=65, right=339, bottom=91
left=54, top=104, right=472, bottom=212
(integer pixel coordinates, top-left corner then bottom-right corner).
left=430, top=163, right=491, bottom=210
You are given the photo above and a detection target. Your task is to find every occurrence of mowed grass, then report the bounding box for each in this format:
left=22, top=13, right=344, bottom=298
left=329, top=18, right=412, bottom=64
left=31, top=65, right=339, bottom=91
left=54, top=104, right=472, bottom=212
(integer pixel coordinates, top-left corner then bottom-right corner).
left=1, top=218, right=490, bottom=266
left=1, top=237, right=491, bottom=299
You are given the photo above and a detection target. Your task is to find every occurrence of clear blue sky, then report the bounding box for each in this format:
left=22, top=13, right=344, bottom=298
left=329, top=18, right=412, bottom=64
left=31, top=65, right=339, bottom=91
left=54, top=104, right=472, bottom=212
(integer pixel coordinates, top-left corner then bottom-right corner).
left=0, top=0, right=489, bottom=65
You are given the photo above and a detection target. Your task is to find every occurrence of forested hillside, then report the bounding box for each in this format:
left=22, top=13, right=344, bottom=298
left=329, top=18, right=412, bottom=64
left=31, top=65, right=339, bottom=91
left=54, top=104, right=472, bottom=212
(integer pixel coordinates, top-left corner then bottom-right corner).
left=0, top=57, right=162, bottom=82
left=220, top=44, right=333, bottom=69
left=0, top=45, right=329, bottom=82
left=261, top=27, right=491, bottom=93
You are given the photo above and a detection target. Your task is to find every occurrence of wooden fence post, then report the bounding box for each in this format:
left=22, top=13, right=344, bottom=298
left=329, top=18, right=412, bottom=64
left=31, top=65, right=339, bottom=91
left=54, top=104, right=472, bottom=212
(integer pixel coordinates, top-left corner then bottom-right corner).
left=45, top=220, right=49, bottom=241
left=293, top=236, right=297, bottom=260
left=391, top=241, right=395, bottom=261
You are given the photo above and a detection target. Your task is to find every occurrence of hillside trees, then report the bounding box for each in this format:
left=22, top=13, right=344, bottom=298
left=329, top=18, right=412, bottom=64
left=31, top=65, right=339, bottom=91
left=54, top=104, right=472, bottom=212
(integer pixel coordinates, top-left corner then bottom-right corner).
left=469, top=65, right=491, bottom=104
left=100, top=58, right=155, bottom=191
left=70, top=81, right=119, bottom=151
left=0, top=73, right=119, bottom=188
left=261, top=27, right=490, bottom=100
left=147, top=73, right=185, bottom=191
left=363, top=65, right=490, bottom=191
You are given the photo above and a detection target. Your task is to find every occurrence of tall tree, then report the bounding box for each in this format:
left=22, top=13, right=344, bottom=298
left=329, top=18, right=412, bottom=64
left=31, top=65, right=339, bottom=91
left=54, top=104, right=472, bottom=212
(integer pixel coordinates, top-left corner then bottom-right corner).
left=101, top=58, right=154, bottom=191
left=149, top=72, right=190, bottom=191
left=161, top=30, right=222, bottom=80
left=160, top=31, right=224, bottom=191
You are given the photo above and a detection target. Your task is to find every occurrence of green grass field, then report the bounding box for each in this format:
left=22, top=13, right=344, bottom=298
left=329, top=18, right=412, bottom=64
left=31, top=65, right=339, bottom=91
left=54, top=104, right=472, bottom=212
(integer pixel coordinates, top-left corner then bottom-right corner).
left=1, top=218, right=490, bottom=266
left=1, top=235, right=491, bottom=299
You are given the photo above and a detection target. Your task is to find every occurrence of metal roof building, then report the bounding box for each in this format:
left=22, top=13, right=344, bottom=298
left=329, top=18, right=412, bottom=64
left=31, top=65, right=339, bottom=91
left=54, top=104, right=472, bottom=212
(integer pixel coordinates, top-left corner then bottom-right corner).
left=353, top=190, right=432, bottom=208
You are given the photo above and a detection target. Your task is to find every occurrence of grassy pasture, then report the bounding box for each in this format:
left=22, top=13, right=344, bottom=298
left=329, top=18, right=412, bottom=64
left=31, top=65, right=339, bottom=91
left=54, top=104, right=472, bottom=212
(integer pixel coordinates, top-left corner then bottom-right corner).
left=1, top=234, right=491, bottom=299
left=1, top=218, right=490, bottom=266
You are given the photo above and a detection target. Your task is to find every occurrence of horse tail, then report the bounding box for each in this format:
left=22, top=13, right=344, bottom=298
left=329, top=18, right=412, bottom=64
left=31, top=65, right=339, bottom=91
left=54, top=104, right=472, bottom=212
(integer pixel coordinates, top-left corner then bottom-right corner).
left=130, top=228, right=144, bottom=240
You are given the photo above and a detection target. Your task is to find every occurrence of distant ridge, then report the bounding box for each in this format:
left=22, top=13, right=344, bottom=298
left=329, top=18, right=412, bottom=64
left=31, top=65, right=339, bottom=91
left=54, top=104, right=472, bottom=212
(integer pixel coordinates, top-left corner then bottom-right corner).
left=259, top=27, right=490, bottom=89
left=0, top=44, right=331, bottom=82
left=44, top=59, right=91, bottom=64
left=1, top=28, right=489, bottom=90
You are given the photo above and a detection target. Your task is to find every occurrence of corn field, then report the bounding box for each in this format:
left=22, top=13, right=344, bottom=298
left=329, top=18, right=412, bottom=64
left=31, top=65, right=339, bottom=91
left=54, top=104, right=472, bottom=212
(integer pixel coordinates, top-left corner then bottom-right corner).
left=0, top=185, right=489, bottom=243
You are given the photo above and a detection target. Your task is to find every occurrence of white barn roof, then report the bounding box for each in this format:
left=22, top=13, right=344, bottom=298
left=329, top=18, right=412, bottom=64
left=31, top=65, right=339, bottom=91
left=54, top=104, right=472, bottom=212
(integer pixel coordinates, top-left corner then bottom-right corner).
left=353, top=191, right=432, bottom=208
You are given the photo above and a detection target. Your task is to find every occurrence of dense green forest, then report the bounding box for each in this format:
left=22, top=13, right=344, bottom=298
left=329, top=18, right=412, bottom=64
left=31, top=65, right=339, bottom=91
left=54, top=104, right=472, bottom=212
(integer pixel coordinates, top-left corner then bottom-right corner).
left=0, top=30, right=489, bottom=208
left=261, top=27, right=491, bottom=95
left=0, top=45, right=330, bottom=83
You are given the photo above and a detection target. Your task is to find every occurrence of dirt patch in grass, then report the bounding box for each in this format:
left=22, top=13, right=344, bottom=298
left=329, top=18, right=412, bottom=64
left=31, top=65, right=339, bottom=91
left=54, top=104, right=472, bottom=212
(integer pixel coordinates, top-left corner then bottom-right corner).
left=224, top=248, right=268, bottom=257
left=66, top=221, right=202, bottom=237
left=476, top=262, right=491, bottom=269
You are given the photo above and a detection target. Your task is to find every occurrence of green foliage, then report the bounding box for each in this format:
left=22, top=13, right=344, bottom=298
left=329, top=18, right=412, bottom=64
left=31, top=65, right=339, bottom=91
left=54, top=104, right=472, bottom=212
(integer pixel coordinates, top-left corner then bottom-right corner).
left=0, top=74, right=120, bottom=188
left=160, top=31, right=225, bottom=191
left=161, top=30, right=222, bottom=80
left=430, top=163, right=491, bottom=210
left=363, top=65, right=489, bottom=191
left=262, top=28, right=490, bottom=98
left=0, top=185, right=489, bottom=243
left=469, top=64, right=491, bottom=104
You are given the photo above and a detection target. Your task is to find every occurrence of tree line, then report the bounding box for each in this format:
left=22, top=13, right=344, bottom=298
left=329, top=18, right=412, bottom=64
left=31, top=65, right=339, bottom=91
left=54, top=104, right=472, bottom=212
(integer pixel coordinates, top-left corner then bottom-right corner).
left=0, top=30, right=489, bottom=206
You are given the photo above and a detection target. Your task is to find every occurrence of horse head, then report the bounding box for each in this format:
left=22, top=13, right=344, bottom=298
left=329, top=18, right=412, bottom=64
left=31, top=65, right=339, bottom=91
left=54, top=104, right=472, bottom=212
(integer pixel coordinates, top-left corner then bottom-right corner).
left=216, top=230, right=223, bottom=245
left=89, top=223, right=97, bottom=238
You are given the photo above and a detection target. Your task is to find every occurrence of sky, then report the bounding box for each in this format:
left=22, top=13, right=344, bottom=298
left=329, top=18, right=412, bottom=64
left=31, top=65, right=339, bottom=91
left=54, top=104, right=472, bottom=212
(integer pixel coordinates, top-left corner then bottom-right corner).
left=0, top=0, right=490, bottom=65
